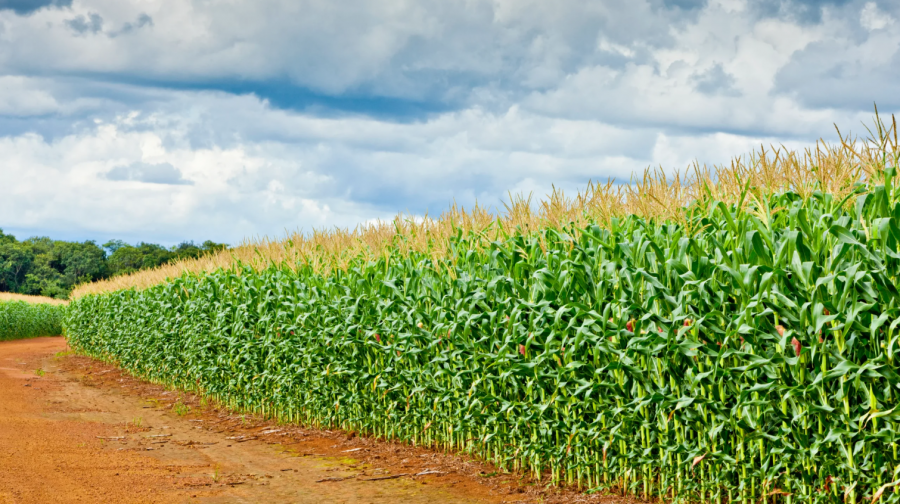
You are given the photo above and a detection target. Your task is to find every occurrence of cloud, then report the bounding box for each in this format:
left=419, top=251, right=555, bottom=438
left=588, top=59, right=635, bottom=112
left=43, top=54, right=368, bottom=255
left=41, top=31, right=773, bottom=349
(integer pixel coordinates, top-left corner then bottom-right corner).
left=0, top=112, right=399, bottom=244
left=751, top=0, right=855, bottom=24
left=0, top=87, right=841, bottom=245
left=65, top=13, right=104, bottom=35
left=860, top=1, right=895, bottom=31
left=0, top=0, right=705, bottom=111
left=772, top=0, right=900, bottom=109
left=0, top=0, right=887, bottom=120
left=693, top=63, right=741, bottom=96
left=0, top=0, right=71, bottom=16
left=660, top=0, right=709, bottom=11
left=115, top=13, right=153, bottom=36
left=0, top=76, right=60, bottom=116
left=106, top=161, right=192, bottom=185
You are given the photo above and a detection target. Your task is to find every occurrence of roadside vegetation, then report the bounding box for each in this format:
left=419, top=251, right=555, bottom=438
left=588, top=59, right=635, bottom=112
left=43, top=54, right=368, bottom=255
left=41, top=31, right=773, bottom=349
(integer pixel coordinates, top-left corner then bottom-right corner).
left=0, top=293, right=67, bottom=341
left=67, top=112, right=900, bottom=503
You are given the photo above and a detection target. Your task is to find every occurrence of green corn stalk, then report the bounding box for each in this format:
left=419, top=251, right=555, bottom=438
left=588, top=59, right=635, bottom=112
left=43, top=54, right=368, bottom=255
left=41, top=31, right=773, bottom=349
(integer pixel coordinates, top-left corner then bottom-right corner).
left=0, top=300, right=66, bottom=341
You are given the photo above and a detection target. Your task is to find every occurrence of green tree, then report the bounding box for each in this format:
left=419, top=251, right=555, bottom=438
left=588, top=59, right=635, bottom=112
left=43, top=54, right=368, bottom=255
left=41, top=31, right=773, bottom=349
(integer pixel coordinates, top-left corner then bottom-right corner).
left=102, top=239, right=128, bottom=255
left=106, top=242, right=176, bottom=276
left=106, top=245, right=142, bottom=276
left=171, top=240, right=228, bottom=261
left=1, top=230, right=228, bottom=297
left=201, top=240, right=228, bottom=254
left=0, top=230, right=33, bottom=292
left=55, top=240, right=107, bottom=287
left=173, top=241, right=203, bottom=260
left=19, top=237, right=65, bottom=298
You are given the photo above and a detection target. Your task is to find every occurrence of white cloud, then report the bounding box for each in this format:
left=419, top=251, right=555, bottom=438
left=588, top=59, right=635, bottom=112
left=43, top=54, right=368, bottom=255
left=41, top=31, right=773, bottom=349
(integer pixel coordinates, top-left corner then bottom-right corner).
left=522, top=1, right=853, bottom=137
left=0, top=76, right=60, bottom=116
left=771, top=1, right=900, bottom=110
left=2, top=88, right=769, bottom=243
left=860, top=2, right=894, bottom=31
left=597, top=38, right=636, bottom=58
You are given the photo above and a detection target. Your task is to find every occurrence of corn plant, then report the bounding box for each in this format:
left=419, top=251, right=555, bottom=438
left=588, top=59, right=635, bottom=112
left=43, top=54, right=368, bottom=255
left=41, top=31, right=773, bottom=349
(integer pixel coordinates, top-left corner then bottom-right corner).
left=0, top=300, right=67, bottom=341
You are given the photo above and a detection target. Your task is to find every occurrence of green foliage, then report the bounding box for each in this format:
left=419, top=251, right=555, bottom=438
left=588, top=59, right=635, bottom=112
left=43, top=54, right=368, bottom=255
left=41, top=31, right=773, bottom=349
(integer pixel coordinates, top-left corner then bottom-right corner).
left=103, top=240, right=229, bottom=277
left=0, top=301, right=66, bottom=341
left=0, top=229, right=228, bottom=299
left=0, top=234, right=106, bottom=299
left=66, top=186, right=900, bottom=503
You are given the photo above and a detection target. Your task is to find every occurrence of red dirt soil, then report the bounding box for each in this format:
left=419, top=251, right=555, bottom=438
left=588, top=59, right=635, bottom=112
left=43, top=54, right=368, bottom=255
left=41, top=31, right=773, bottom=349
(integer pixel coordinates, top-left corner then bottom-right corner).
left=0, top=338, right=189, bottom=503
left=0, top=337, right=636, bottom=504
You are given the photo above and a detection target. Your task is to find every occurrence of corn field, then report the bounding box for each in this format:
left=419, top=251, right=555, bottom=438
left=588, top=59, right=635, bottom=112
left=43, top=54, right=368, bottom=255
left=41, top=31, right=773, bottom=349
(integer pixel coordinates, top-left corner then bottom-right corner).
left=66, top=113, right=900, bottom=502
left=0, top=299, right=67, bottom=341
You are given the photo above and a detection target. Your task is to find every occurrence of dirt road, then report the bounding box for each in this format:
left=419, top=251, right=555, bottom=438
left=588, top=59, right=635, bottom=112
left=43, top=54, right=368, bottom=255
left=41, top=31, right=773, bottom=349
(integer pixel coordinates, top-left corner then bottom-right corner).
left=0, top=337, right=626, bottom=504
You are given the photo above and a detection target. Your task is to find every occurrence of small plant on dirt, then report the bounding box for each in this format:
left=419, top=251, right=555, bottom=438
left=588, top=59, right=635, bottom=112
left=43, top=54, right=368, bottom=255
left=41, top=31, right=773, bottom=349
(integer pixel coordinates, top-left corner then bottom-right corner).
left=132, top=417, right=143, bottom=428
left=34, top=368, right=44, bottom=377
left=54, top=349, right=75, bottom=359
left=173, top=401, right=190, bottom=416
left=211, top=464, right=221, bottom=483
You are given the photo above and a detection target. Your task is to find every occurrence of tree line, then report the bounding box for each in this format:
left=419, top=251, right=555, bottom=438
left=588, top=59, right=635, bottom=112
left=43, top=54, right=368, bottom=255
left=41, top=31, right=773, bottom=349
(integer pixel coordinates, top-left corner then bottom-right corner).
left=0, top=228, right=227, bottom=299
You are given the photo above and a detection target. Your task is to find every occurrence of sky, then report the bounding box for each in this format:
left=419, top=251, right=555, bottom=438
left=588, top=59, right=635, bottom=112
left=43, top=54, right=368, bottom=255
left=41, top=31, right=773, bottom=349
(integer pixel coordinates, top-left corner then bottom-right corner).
left=1, top=0, right=898, bottom=246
